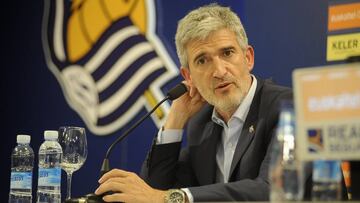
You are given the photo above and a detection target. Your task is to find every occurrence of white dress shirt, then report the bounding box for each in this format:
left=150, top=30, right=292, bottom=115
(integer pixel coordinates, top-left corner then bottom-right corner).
left=156, top=76, right=257, bottom=202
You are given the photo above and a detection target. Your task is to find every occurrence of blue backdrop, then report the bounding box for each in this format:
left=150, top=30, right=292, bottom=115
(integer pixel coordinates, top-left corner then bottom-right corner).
left=1, top=0, right=345, bottom=201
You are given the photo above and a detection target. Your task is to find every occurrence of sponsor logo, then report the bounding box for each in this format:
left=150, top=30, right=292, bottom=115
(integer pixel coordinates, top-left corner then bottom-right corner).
left=327, top=33, right=360, bottom=61
left=307, top=128, right=324, bottom=153
left=328, top=2, right=360, bottom=31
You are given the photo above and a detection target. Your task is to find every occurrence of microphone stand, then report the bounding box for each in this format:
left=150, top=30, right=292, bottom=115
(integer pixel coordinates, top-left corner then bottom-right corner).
left=65, top=83, right=187, bottom=203
left=100, top=96, right=169, bottom=176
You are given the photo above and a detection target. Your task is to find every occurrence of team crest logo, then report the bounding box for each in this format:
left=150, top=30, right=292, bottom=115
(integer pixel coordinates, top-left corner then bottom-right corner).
left=42, top=0, right=179, bottom=135
left=307, top=128, right=324, bottom=153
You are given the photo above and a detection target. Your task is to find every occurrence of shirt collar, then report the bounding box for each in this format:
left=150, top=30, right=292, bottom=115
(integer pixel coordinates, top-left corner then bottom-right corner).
left=212, top=75, right=258, bottom=125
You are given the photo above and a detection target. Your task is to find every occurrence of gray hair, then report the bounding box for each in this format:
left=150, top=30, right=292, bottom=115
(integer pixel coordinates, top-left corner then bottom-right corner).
left=175, top=4, right=248, bottom=67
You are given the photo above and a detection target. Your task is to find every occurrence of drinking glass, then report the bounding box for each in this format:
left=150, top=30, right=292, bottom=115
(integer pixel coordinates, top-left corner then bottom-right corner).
left=58, top=126, right=87, bottom=200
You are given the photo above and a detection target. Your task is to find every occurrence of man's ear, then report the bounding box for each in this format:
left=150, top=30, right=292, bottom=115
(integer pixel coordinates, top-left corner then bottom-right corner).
left=245, top=45, right=255, bottom=72
left=180, top=67, right=192, bottom=85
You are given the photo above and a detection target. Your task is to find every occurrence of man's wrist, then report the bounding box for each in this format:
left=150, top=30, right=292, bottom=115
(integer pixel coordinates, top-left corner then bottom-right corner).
left=163, top=115, right=186, bottom=129
left=153, top=189, right=166, bottom=203
left=163, top=107, right=189, bottom=129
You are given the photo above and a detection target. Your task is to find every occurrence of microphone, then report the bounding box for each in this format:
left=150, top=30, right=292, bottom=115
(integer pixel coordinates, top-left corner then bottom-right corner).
left=100, top=83, right=187, bottom=176
left=167, top=82, right=188, bottom=100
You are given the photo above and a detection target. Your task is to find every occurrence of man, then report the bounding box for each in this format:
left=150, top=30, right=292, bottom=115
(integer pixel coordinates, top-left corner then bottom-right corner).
left=95, top=4, right=292, bottom=202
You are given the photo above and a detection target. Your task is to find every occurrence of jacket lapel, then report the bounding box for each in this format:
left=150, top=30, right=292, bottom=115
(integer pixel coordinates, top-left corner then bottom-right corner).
left=228, top=113, right=257, bottom=178
left=229, top=78, right=264, bottom=178
left=194, top=121, right=222, bottom=185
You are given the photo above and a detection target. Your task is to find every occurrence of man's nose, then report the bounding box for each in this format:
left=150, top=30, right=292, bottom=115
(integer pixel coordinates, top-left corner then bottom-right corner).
left=212, top=57, right=227, bottom=78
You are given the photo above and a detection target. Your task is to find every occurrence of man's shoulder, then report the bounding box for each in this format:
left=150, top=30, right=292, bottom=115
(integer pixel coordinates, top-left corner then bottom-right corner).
left=255, top=78, right=293, bottom=119
left=261, top=78, right=291, bottom=92
left=258, top=78, right=293, bottom=101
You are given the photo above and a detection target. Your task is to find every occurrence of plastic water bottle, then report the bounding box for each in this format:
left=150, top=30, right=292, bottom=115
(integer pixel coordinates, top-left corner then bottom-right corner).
left=37, top=130, right=63, bottom=203
left=312, top=160, right=342, bottom=201
left=269, top=101, right=304, bottom=201
left=9, top=135, right=34, bottom=203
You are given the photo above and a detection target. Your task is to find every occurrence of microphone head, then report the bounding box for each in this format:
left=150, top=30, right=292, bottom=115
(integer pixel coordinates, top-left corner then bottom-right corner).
left=167, top=83, right=188, bottom=100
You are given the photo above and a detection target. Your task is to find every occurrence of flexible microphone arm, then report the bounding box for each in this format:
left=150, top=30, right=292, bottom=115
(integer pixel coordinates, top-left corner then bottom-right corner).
left=100, top=83, right=187, bottom=176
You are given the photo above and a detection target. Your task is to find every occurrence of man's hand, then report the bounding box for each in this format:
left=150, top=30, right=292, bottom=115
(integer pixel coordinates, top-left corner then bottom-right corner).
left=95, top=169, right=165, bottom=203
left=164, top=81, right=206, bottom=129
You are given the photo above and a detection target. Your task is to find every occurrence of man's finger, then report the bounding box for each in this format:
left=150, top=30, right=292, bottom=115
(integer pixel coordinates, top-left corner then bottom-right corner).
left=102, top=192, right=129, bottom=203
left=98, top=168, right=130, bottom=183
left=95, top=181, right=126, bottom=195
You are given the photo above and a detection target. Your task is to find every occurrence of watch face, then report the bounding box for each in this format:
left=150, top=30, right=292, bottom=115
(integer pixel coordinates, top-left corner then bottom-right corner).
left=169, top=191, right=184, bottom=203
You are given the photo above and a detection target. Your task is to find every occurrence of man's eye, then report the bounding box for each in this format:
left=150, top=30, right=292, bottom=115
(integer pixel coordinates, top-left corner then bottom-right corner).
left=197, top=58, right=206, bottom=65
left=224, top=50, right=233, bottom=57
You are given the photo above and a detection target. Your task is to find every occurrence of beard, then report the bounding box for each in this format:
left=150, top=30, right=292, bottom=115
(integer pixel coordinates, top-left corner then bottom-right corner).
left=211, top=91, right=244, bottom=113
left=195, top=75, right=250, bottom=114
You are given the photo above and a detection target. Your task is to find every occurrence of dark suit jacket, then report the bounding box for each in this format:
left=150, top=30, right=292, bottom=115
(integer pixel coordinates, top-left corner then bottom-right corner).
left=141, top=78, right=292, bottom=201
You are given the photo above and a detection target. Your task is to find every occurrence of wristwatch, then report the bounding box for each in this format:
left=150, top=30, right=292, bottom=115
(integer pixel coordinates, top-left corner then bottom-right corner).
left=164, top=189, right=186, bottom=203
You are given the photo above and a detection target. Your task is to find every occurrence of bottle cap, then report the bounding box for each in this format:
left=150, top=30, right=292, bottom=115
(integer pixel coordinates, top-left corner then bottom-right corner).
left=17, top=135, right=31, bottom=144
left=44, top=130, right=58, bottom=140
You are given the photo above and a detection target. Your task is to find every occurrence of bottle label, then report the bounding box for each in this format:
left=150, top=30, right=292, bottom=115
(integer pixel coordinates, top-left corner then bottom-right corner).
left=10, top=172, right=32, bottom=189
left=313, top=161, right=341, bottom=182
left=38, top=168, right=61, bottom=187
